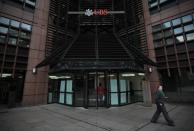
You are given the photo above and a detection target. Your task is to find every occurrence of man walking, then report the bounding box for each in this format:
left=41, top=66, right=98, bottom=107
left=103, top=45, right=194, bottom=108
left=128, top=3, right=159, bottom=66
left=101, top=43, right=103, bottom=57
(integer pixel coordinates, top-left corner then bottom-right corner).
left=151, top=85, right=175, bottom=126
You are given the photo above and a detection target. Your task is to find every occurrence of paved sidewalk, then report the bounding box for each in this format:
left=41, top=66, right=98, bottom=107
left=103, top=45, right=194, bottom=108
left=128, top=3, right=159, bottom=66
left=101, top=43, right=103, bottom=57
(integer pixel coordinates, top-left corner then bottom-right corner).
left=0, top=103, right=193, bottom=131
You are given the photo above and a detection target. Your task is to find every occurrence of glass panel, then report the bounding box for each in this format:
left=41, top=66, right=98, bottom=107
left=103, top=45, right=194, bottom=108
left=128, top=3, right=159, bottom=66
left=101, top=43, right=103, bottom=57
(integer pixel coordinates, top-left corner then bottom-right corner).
left=152, top=25, right=161, bottom=32
left=120, top=79, right=127, bottom=92
left=164, top=29, right=172, bottom=37
left=20, top=31, right=31, bottom=39
left=9, top=28, right=18, bottom=36
left=59, top=93, right=64, bottom=103
left=10, top=20, right=20, bottom=28
left=186, top=33, right=194, bottom=41
left=153, top=32, right=162, bottom=40
left=120, top=93, right=127, bottom=104
left=18, top=39, right=30, bottom=47
left=66, top=80, right=72, bottom=92
left=8, top=38, right=17, bottom=45
left=0, top=17, right=10, bottom=25
left=150, top=2, right=158, bottom=8
left=172, top=18, right=181, bottom=26
left=162, top=21, right=171, bottom=29
left=21, top=23, right=31, bottom=31
left=48, top=92, right=52, bottom=103
left=184, top=24, right=194, bottom=32
left=160, top=0, right=168, bottom=4
left=66, top=93, right=72, bottom=105
left=25, top=0, right=36, bottom=6
left=174, top=27, right=183, bottom=35
left=60, top=80, right=65, bottom=92
left=111, top=93, right=118, bottom=105
left=154, top=40, right=163, bottom=48
left=0, top=26, right=8, bottom=34
left=175, top=35, right=184, bottom=43
left=0, top=35, right=6, bottom=43
left=182, top=15, right=192, bottom=23
left=110, top=79, right=117, bottom=92
left=166, top=38, right=173, bottom=45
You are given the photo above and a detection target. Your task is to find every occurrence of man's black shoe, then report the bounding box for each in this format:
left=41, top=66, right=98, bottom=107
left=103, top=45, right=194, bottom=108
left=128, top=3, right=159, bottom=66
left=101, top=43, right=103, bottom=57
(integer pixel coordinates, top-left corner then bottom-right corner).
left=151, top=120, right=157, bottom=123
left=168, top=123, right=175, bottom=126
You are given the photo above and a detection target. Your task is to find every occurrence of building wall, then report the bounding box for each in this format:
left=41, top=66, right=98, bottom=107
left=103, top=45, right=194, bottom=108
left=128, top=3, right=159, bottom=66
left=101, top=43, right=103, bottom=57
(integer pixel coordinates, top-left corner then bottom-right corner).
left=0, top=0, right=49, bottom=106
left=22, top=0, right=49, bottom=106
left=144, top=0, right=194, bottom=102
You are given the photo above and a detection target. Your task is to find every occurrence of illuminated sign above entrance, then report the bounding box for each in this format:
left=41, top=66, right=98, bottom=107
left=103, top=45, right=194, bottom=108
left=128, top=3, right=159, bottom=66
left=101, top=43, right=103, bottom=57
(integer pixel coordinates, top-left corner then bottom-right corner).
left=68, top=9, right=125, bottom=16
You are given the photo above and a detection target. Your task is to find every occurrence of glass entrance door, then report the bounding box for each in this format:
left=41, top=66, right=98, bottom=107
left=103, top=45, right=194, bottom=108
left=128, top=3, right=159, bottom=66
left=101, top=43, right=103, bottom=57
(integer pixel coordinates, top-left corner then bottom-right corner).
left=87, top=72, right=106, bottom=107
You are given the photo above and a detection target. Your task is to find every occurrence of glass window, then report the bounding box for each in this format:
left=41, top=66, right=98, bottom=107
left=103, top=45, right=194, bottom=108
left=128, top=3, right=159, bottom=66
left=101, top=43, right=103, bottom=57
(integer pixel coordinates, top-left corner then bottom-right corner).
left=66, top=80, right=73, bottom=92
left=160, top=0, right=168, bottom=4
left=154, top=40, right=163, bottom=48
left=0, top=26, right=8, bottom=34
left=8, top=37, right=17, bottom=45
left=0, top=17, right=10, bottom=25
left=59, top=93, right=64, bottom=103
left=162, top=21, right=171, bottom=29
left=60, top=81, right=65, bottom=92
left=172, top=18, right=181, bottom=26
left=166, top=38, right=173, bottom=45
left=66, top=94, right=72, bottom=105
left=20, top=31, right=31, bottom=39
left=184, top=24, right=194, bottom=32
left=164, top=29, right=173, bottom=37
left=25, top=0, right=36, bottom=6
left=175, top=35, right=184, bottom=43
left=174, top=27, right=183, bottom=35
left=182, top=15, right=192, bottom=23
left=21, top=23, right=32, bottom=31
left=18, top=39, right=30, bottom=47
left=152, top=24, right=161, bottom=32
left=10, top=20, right=20, bottom=28
left=110, top=79, right=118, bottom=92
left=9, top=29, right=18, bottom=36
left=153, top=32, right=162, bottom=40
left=0, top=35, right=6, bottom=43
left=186, top=33, right=194, bottom=41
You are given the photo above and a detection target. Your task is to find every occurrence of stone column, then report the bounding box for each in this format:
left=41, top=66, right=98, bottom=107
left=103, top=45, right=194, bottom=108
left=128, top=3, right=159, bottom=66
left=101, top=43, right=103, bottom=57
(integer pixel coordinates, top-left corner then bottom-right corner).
left=142, top=80, right=152, bottom=106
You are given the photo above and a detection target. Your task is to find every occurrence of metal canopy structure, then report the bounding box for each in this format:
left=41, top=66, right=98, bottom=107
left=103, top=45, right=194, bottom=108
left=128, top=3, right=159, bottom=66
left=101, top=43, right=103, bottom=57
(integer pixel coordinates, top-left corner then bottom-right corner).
left=36, top=0, right=156, bottom=72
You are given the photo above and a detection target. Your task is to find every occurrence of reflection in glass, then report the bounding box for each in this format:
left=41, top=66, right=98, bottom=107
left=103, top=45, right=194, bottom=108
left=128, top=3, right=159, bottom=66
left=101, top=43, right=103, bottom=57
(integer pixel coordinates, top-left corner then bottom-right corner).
left=174, top=27, right=183, bottom=35
left=162, top=22, right=171, bottom=29
left=0, top=26, right=8, bottom=34
left=186, top=33, right=194, bottom=41
left=0, top=35, right=6, bottom=43
left=10, top=20, right=20, bottom=28
left=164, top=29, right=172, bottom=37
left=0, top=17, right=10, bottom=25
left=182, top=15, right=192, bottom=23
left=175, top=35, right=184, bottom=43
left=184, top=24, right=194, bottom=32
left=172, top=18, right=181, bottom=26
left=20, top=31, right=31, bottom=39
left=8, top=38, right=17, bottom=45
left=9, top=29, right=18, bottom=36
left=66, top=94, right=72, bottom=105
left=153, top=32, right=162, bottom=40
left=166, top=38, right=173, bottom=45
left=21, top=23, right=32, bottom=31
left=152, top=24, right=161, bottom=32
left=59, top=93, right=64, bottom=103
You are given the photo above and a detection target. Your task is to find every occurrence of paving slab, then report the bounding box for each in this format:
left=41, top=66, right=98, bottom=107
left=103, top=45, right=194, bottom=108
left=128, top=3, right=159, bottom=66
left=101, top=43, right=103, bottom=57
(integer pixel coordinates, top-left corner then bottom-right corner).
left=0, top=103, right=194, bottom=131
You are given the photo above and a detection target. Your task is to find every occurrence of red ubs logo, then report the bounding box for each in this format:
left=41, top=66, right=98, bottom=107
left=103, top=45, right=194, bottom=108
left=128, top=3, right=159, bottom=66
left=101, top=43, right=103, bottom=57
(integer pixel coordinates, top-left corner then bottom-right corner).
left=94, top=9, right=108, bottom=16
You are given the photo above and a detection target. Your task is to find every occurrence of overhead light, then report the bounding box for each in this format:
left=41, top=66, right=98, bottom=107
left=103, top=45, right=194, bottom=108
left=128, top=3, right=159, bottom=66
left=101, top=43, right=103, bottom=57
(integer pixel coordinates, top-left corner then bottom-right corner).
left=49, top=76, right=71, bottom=79
left=109, top=74, right=115, bottom=77
left=138, top=73, right=145, bottom=76
left=121, top=73, right=135, bottom=77
left=1, top=73, right=12, bottom=78
left=32, top=68, right=37, bottom=74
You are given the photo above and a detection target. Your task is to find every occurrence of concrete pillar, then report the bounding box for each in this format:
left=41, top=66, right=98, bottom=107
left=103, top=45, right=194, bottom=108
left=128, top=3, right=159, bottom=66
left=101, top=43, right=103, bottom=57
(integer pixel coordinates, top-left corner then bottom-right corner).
left=142, top=80, right=152, bottom=107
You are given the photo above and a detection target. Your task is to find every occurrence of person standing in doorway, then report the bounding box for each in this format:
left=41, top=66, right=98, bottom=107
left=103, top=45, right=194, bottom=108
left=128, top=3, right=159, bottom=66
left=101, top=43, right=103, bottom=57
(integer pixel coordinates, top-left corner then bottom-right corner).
left=97, top=83, right=106, bottom=103
left=151, top=85, right=175, bottom=126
